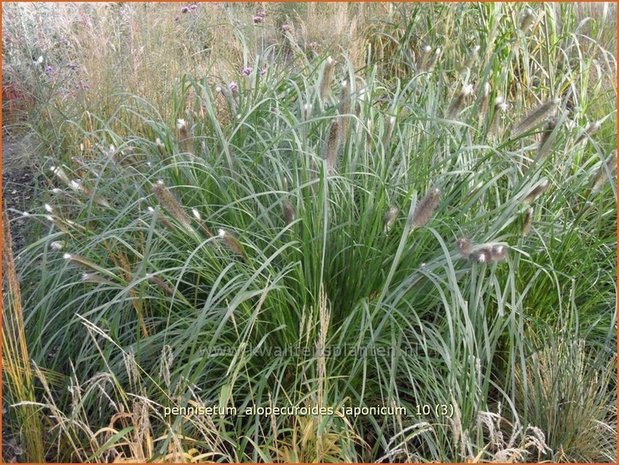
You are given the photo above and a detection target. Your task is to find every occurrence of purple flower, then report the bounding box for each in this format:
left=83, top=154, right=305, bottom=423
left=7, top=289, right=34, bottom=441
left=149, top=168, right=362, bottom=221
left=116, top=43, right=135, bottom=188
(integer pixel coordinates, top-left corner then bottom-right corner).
left=45, top=65, right=55, bottom=75
left=260, top=66, right=267, bottom=77
left=181, top=6, right=189, bottom=13
left=253, top=15, right=263, bottom=24
left=241, top=67, right=253, bottom=76
left=257, top=8, right=266, bottom=18
left=228, top=81, right=238, bottom=92
left=281, top=24, right=292, bottom=33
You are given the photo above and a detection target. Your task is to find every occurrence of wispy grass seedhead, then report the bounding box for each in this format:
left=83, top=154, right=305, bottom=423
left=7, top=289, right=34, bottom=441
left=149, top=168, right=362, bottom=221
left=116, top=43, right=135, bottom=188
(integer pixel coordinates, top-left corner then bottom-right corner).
left=218, top=229, right=246, bottom=259
left=480, top=82, right=491, bottom=117
left=319, top=56, right=336, bottom=102
left=50, top=165, right=71, bottom=185
left=45, top=214, right=69, bottom=233
left=338, top=80, right=351, bottom=115
left=592, top=151, right=617, bottom=193
left=282, top=200, right=296, bottom=226
left=513, top=98, right=560, bottom=136
left=190, top=208, right=213, bottom=237
left=336, top=80, right=352, bottom=139
left=81, top=272, right=116, bottom=286
left=147, top=206, right=174, bottom=231
left=152, top=180, right=194, bottom=233
left=63, top=253, right=102, bottom=273
left=418, top=45, right=432, bottom=72
left=146, top=273, right=174, bottom=296
left=522, top=208, right=533, bottom=236
left=456, top=237, right=472, bottom=258
left=429, top=47, right=442, bottom=71
left=538, top=116, right=558, bottom=160
left=382, top=115, right=396, bottom=148
left=50, top=241, right=65, bottom=250
left=410, top=187, right=440, bottom=230
left=490, top=244, right=508, bottom=261
left=383, top=206, right=399, bottom=233
left=463, top=45, right=481, bottom=70
left=524, top=179, right=550, bottom=204
left=323, top=119, right=342, bottom=174
left=520, top=8, right=536, bottom=33
left=470, top=247, right=492, bottom=263
left=447, top=84, right=474, bottom=119
left=176, top=118, right=188, bottom=137
left=575, top=120, right=603, bottom=145
left=489, top=96, right=508, bottom=137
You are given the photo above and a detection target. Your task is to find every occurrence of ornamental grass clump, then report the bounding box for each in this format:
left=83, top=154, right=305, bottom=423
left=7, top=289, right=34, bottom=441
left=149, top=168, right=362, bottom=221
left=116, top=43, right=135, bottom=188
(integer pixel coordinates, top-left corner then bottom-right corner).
left=4, top=3, right=616, bottom=463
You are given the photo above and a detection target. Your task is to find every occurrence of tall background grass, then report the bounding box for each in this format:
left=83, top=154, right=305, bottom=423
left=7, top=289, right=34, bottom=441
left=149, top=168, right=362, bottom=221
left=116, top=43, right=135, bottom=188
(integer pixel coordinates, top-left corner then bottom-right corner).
left=2, top=2, right=617, bottom=462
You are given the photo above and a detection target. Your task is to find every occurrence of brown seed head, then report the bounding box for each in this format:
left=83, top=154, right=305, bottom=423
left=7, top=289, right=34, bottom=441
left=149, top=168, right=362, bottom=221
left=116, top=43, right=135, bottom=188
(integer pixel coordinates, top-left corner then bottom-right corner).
left=383, top=206, right=400, bottom=232
left=218, top=229, right=246, bottom=258
left=538, top=116, right=558, bottom=160
left=410, top=187, right=441, bottom=229
left=520, top=8, right=535, bottom=33
left=524, top=179, right=549, bottom=204
left=490, top=244, right=508, bottom=261
left=320, top=56, right=336, bottom=101
left=283, top=200, right=296, bottom=226
left=456, top=237, right=472, bottom=258
left=152, top=180, right=194, bottom=233
left=592, top=151, right=617, bottom=193
left=323, top=119, right=342, bottom=174
left=513, top=98, right=560, bottom=137
left=470, top=247, right=492, bottom=264
left=575, top=120, right=602, bottom=145
left=522, top=208, right=533, bottom=236
left=81, top=272, right=116, bottom=286
left=418, top=45, right=432, bottom=72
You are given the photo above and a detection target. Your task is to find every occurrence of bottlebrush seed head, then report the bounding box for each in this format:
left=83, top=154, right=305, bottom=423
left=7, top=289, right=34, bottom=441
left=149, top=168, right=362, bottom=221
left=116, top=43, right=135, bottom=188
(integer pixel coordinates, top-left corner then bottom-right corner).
left=471, top=247, right=492, bottom=263
left=456, top=237, right=472, bottom=258
left=520, top=8, right=535, bottom=33
left=524, top=179, right=550, bottom=203
left=383, top=206, right=400, bottom=232
left=410, top=187, right=441, bottom=230
left=513, top=98, right=560, bottom=136
left=490, top=244, right=508, bottom=261
left=152, top=180, right=194, bottom=233
left=51, top=241, right=64, bottom=250
left=282, top=200, right=296, bottom=225
left=522, top=208, right=534, bottom=236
